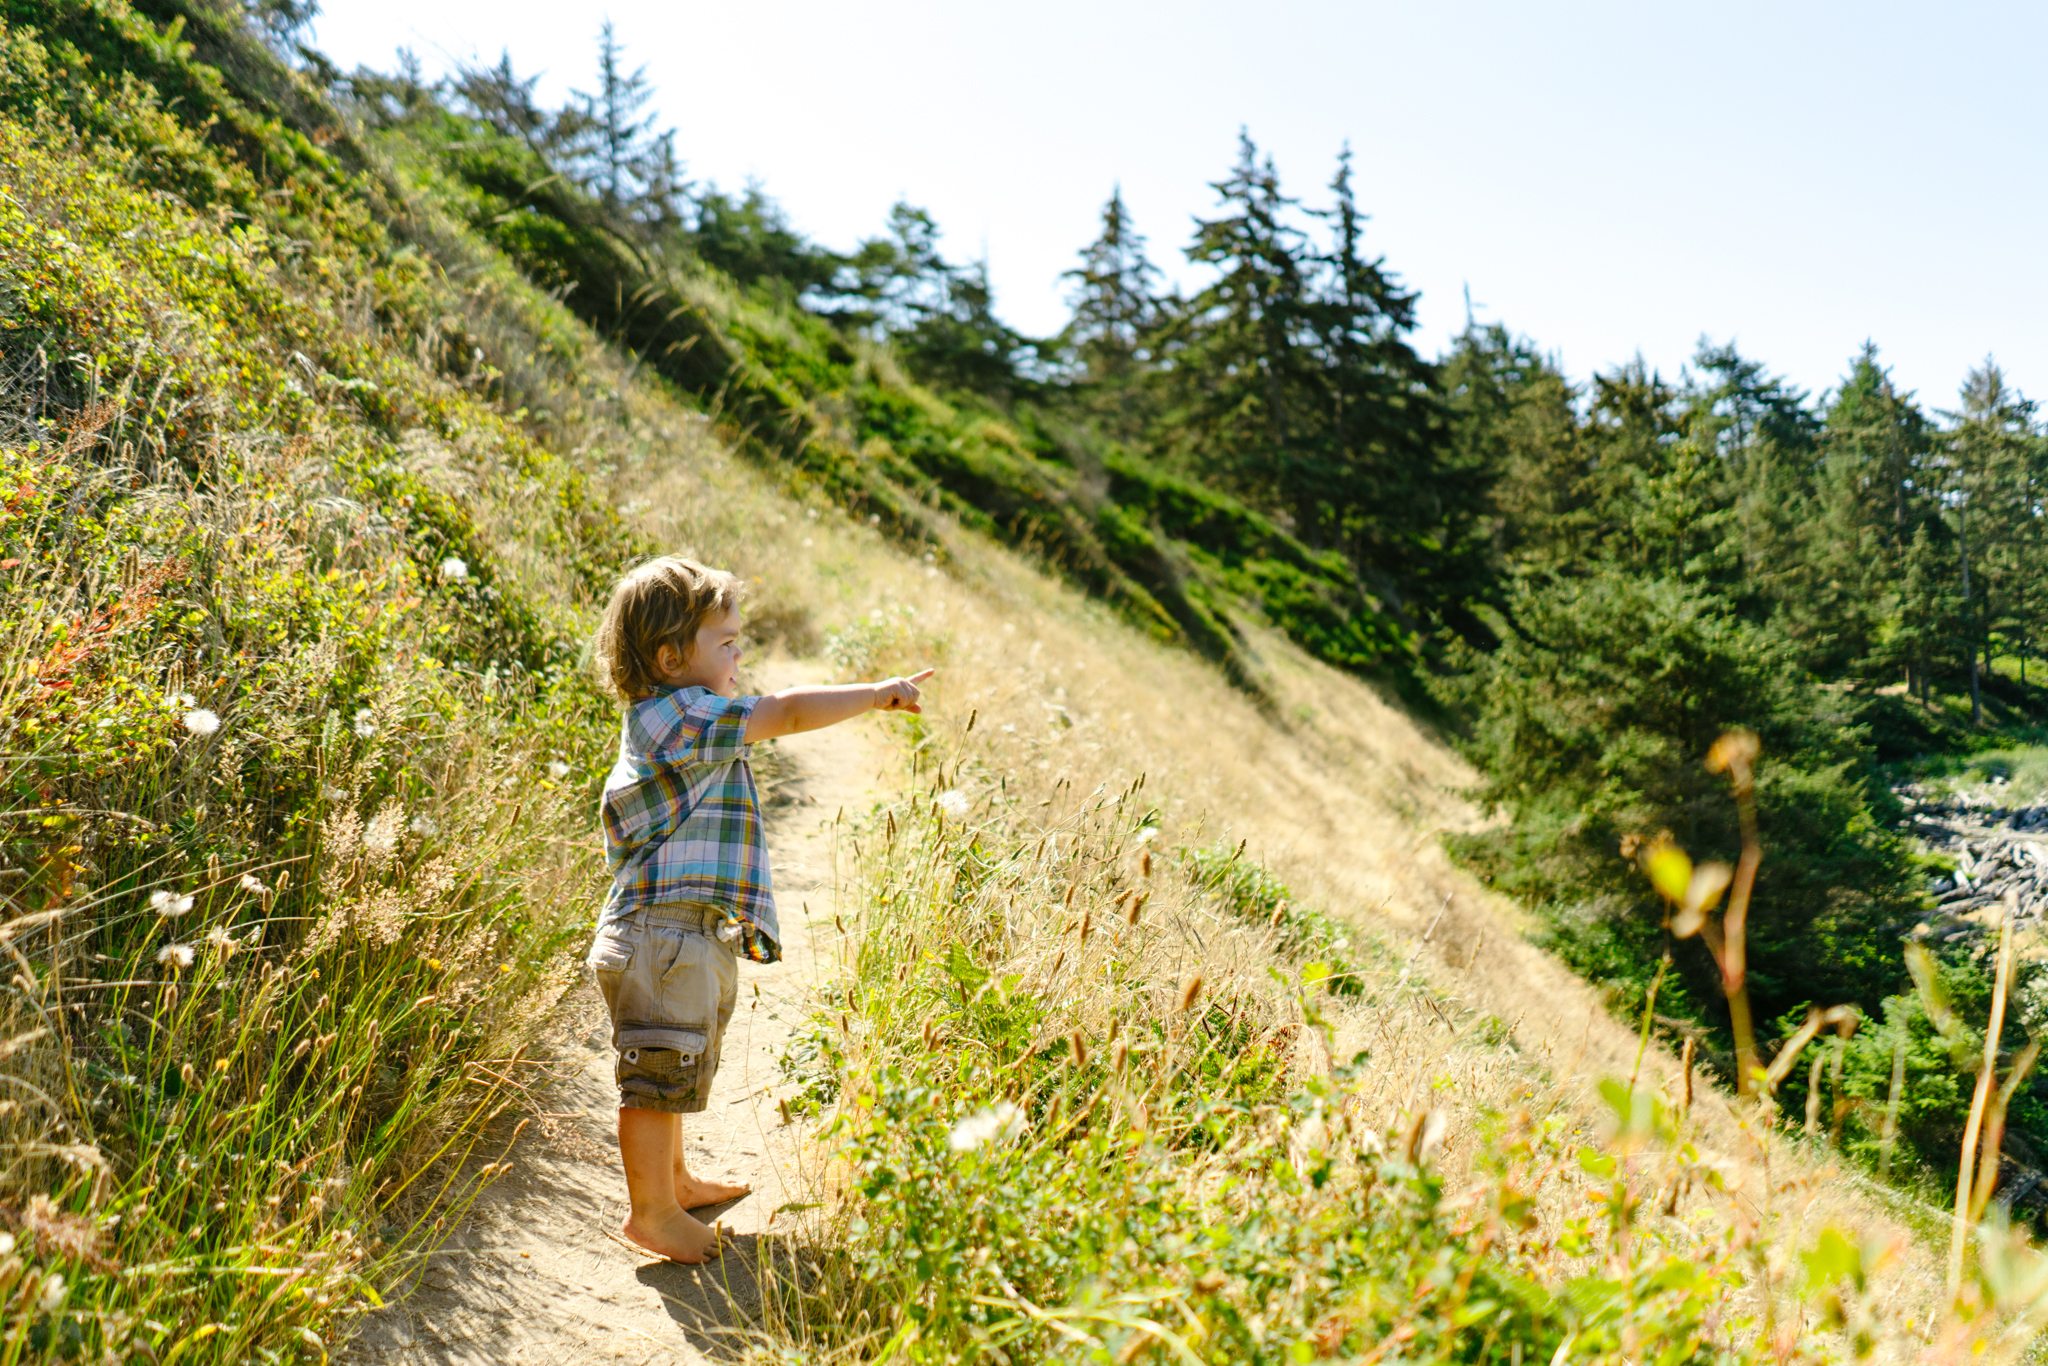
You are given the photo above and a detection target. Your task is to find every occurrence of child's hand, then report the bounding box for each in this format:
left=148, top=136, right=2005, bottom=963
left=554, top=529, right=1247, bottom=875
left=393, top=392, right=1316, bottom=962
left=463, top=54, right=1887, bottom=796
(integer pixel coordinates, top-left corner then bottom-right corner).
left=873, top=669, right=934, bottom=714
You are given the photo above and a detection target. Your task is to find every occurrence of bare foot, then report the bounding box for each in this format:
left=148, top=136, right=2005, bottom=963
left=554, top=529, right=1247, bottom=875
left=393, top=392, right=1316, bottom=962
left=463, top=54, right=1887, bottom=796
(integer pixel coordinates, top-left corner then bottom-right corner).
left=621, top=1207, right=722, bottom=1264
left=676, top=1174, right=751, bottom=1210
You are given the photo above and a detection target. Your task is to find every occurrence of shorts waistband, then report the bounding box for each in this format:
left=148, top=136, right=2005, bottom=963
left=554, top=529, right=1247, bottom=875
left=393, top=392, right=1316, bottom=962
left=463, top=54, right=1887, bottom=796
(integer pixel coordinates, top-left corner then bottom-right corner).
left=633, top=901, right=727, bottom=931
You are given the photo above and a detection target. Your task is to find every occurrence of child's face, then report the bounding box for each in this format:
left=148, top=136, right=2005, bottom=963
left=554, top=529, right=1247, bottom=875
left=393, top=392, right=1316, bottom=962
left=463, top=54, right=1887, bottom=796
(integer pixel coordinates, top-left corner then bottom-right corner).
left=656, top=607, right=744, bottom=695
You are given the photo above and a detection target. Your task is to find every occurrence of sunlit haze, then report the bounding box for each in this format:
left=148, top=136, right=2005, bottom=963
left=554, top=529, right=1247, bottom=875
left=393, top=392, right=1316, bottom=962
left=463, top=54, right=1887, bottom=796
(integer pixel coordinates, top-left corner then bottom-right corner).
left=312, top=0, right=2048, bottom=407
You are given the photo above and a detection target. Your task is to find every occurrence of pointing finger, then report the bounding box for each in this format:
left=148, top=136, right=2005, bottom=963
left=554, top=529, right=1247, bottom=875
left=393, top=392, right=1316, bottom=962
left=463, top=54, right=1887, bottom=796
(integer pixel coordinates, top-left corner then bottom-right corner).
left=906, top=668, right=936, bottom=684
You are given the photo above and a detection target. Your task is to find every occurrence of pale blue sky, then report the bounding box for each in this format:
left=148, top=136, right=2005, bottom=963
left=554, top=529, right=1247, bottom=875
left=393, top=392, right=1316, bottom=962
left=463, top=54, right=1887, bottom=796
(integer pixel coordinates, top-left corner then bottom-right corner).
left=313, top=1, right=2047, bottom=410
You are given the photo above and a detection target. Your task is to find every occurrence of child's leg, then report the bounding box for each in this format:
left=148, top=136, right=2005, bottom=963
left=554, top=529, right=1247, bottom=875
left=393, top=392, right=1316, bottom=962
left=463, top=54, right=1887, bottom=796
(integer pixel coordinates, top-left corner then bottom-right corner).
left=671, top=1112, right=750, bottom=1209
left=619, top=1105, right=721, bottom=1262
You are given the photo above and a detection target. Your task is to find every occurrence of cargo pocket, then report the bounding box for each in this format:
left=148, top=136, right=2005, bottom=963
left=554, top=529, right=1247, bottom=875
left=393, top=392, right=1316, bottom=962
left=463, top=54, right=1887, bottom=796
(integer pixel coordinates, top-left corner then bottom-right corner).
left=617, top=1027, right=711, bottom=1108
left=586, top=926, right=635, bottom=975
left=618, top=1025, right=708, bottom=1056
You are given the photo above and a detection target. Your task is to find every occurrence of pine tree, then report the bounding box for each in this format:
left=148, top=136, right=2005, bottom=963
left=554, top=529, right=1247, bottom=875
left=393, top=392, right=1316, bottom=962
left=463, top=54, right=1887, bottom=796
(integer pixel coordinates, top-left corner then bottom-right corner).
left=571, top=21, right=682, bottom=225
left=1442, top=323, right=1584, bottom=573
left=1309, top=146, right=1459, bottom=597
left=1157, top=132, right=1321, bottom=535
left=830, top=203, right=1030, bottom=400
left=1816, top=345, right=1937, bottom=686
left=1945, top=361, right=2047, bottom=721
left=1061, top=186, right=1161, bottom=390
left=455, top=52, right=572, bottom=157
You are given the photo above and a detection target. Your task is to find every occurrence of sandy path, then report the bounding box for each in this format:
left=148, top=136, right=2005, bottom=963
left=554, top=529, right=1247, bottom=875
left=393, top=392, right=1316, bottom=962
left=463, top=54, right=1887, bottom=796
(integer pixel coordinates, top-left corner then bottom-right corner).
left=346, top=662, right=879, bottom=1365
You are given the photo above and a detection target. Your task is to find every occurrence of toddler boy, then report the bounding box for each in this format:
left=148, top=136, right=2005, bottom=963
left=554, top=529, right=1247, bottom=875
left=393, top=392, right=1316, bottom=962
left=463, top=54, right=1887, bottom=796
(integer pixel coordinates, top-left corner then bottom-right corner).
left=587, top=555, right=930, bottom=1262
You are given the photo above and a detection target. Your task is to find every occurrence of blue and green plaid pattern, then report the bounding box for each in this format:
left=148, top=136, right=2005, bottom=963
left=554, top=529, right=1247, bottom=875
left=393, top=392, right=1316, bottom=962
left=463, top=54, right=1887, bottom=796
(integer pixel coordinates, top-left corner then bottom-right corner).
left=597, top=685, right=781, bottom=963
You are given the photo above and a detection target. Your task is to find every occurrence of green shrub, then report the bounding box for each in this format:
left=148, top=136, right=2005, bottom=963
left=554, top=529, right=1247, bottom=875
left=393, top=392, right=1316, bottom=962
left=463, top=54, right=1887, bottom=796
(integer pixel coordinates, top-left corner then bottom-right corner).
left=1444, top=569, right=1922, bottom=1045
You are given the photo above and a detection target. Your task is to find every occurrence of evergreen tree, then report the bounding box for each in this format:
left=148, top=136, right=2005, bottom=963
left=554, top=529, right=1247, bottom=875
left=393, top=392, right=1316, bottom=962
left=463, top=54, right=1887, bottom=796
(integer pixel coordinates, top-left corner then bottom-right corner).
left=1442, top=323, right=1585, bottom=574
left=571, top=21, right=683, bottom=226
left=1944, top=361, right=2046, bottom=722
left=1061, top=186, right=1161, bottom=389
left=1309, top=147, right=1467, bottom=607
left=455, top=52, right=584, bottom=160
left=693, top=183, right=837, bottom=292
left=1814, top=346, right=1937, bottom=685
left=1157, top=132, right=1322, bottom=534
left=831, top=203, right=1033, bottom=401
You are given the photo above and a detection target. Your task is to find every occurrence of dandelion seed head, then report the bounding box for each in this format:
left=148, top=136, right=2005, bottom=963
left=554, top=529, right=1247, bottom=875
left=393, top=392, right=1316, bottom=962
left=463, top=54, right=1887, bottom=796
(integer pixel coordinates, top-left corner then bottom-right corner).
left=947, top=1101, right=1025, bottom=1153
left=239, top=873, right=268, bottom=894
left=149, top=890, right=194, bottom=917
left=320, top=785, right=348, bottom=802
left=936, top=789, right=970, bottom=819
left=362, top=806, right=403, bottom=862
left=409, top=814, right=438, bottom=836
left=1135, top=827, right=1159, bottom=846
left=440, top=557, right=469, bottom=580
left=205, top=924, right=233, bottom=947
left=156, top=943, right=194, bottom=969
left=546, top=760, right=570, bottom=780
left=182, top=709, right=220, bottom=737
left=166, top=692, right=196, bottom=711
left=352, top=709, right=376, bottom=739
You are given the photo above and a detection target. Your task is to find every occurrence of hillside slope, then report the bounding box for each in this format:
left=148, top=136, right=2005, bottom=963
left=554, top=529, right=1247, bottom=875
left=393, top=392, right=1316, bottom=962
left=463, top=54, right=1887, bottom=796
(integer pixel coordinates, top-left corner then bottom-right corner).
left=0, top=3, right=2016, bottom=1362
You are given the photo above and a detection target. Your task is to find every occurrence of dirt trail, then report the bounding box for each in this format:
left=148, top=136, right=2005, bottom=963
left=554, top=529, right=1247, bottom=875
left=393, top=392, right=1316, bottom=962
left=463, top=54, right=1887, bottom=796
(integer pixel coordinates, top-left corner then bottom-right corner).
left=346, top=662, right=878, bottom=1365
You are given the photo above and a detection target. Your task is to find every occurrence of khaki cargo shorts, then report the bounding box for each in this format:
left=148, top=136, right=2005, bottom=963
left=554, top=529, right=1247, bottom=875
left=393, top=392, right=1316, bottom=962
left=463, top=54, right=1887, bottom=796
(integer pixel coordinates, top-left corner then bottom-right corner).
left=585, top=903, right=739, bottom=1114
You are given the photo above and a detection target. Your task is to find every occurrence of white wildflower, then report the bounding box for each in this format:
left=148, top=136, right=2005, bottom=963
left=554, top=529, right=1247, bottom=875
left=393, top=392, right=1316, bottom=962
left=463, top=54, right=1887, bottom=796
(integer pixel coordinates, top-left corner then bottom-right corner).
left=439, top=557, right=469, bottom=581
left=947, top=1101, right=1025, bottom=1153
left=546, top=760, right=570, bottom=780
left=155, top=943, right=194, bottom=969
left=239, top=873, right=268, bottom=894
left=936, top=789, right=970, bottom=819
left=352, top=708, right=376, bottom=739
left=149, top=890, right=195, bottom=917
left=182, top=709, right=220, bottom=737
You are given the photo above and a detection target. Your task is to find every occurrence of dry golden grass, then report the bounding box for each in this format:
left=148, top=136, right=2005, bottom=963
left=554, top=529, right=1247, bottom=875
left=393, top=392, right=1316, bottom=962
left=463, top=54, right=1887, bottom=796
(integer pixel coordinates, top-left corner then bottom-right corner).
left=579, top=396, right=2002, bottom=1356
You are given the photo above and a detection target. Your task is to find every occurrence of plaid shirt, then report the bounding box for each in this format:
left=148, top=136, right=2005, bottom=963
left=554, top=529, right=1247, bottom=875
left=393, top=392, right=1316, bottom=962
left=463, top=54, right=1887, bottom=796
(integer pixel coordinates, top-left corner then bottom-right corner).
left=597, top=685, right=780, bottom=963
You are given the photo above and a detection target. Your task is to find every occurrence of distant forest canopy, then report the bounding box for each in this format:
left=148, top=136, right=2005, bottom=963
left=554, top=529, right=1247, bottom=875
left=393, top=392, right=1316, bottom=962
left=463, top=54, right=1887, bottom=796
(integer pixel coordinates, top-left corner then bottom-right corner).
left=328, top=22, right=2048, bottom=715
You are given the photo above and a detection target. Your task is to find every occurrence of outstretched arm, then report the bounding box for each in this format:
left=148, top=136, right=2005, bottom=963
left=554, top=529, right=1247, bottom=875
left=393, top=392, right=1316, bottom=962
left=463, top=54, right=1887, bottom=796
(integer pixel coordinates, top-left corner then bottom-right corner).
left=744, top=669, right=933, bottom=742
